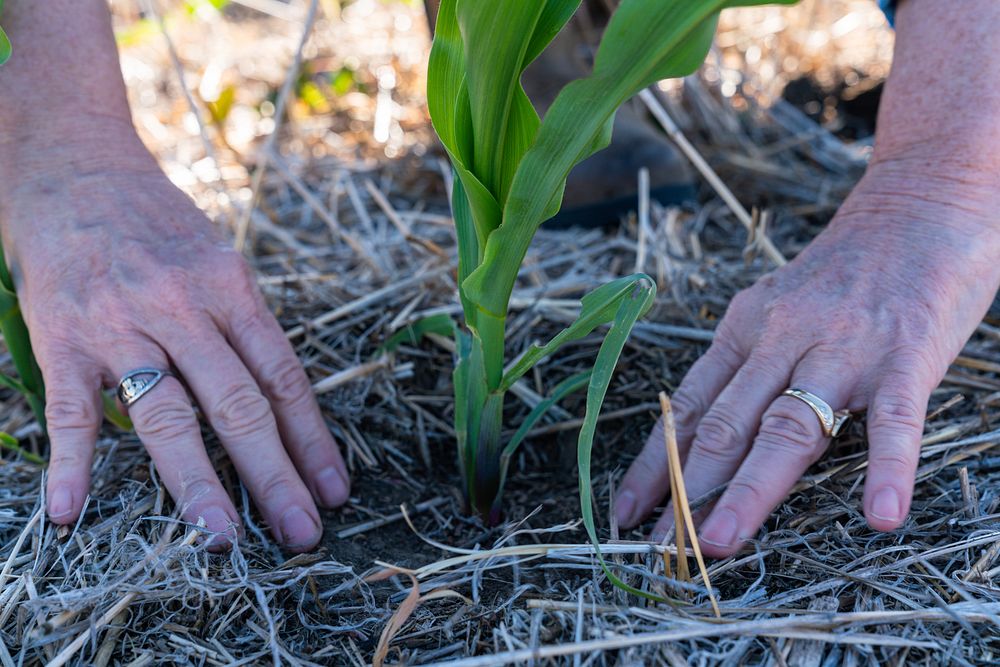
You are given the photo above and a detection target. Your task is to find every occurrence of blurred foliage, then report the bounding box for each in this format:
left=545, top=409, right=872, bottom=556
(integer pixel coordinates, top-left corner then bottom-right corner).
left=184, top=0, right=231, bottom=15
left=207, top=84, right=237, bottom=124
left=115, top=19, right=159, bottom=47
left=294, top=63, right=363, bottom=114
left=330, top=66, right=361, bottom=96
left=0, top=432, right=44, bottom=465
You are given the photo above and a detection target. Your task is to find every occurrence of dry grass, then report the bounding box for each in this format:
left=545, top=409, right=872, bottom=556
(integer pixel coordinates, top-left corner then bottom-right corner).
left=4, top=1, right=1000, bottom=665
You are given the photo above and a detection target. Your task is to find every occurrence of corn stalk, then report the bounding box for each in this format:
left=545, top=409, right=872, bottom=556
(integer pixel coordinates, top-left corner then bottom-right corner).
left=428, top=0, right=793, bottom=597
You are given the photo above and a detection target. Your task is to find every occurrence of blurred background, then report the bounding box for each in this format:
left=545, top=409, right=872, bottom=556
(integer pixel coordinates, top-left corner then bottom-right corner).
left=110, top=0, right=894, bottom=232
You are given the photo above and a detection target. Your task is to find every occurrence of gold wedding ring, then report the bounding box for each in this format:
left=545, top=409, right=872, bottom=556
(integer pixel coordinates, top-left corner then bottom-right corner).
left=782, top=388, right=851, bottom=438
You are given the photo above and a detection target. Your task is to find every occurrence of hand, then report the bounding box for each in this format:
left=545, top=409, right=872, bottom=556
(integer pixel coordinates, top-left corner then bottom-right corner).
left=615, top=162, right=1000, bottom=557
left=1, top=130, right=349, bottom=551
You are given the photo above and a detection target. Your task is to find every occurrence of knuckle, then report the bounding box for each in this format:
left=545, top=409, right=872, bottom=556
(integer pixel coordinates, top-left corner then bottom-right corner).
left=258, top=470, right=302, bottom=503
left=217, top=253, right=260, bottom=299
left=216, top=248, right=253, bottom=279
left=762, top=298, right=795, bottom=328
left=46, top=397, right=98, bottom=431
left=670, top=390, right=705, bottom=434
left=726, top=288, right=756, bottom=316
left=868, top=450, right=916, bottom=475
left=151, top=268, right=206, bottom=326
left=870, top=393, right=925, bottom=434
left=691, top=411, right=747, bottom=462
left=211, top=385, right=274, bottom=439
left=756, top=412, right=822, bottom=459
left=725, top=479, right=766, bottom=508
left=885, top=344, right=938, bottom=382
left=49, top=450, right=88, bottom=470
left=133, top=399, right=198, bottom=441
left=227, top=305, right=268, bottom=338
left=155, top=268, right=196, bottom=310
left=259, top=358, right=313, bottom=406
left=179, top=476, right=221, bottom=506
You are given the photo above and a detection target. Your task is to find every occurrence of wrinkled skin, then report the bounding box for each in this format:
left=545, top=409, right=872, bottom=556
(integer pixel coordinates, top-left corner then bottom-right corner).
left=1, top=135, right=349, bottom=551
left=615, top=0, right=1000, bottom=557
left=615, top=162, right=1000, bottom=556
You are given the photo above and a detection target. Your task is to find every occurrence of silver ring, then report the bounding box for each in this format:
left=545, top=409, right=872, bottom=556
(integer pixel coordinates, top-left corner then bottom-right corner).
left=782, top=388, right=851, bottom=438
left=117, top=368, right=173, bottom=407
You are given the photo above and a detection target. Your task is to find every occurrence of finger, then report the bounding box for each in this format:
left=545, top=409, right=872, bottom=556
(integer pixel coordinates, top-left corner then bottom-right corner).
left=616, top=338, right=743, bottom=528
left=224, top=305, right=349, bottom=509
left=863, top=360, right=931, bottom=531
left=158, top=325, right=323, bottom=552
left=111, top=345, right=241, bottom=549
left=696, top=355, right=855, bottom=557
left=40, top=358, right=102, bottom=524
left=650, top=347, right=793, bottom=542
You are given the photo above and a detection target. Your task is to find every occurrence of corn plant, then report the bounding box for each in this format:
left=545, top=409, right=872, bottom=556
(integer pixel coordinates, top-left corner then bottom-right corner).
left=428, top=0, right=792, bottom=597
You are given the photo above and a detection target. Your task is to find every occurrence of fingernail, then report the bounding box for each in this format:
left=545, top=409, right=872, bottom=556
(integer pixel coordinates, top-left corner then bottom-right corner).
left=199, top=506, right=238, bottom=549
left=316, top=466, right=349, bottom=507
left=200, top=506, right=235, bottom=534
left=280, top=506, right=320, bottom=548
left=699, top=508, right=739, bottom=548
left=871, top=487, right=900, bottom=522
left=615, top=490, right=637, bottom=526
left=48, top=487, right=74, bottom=521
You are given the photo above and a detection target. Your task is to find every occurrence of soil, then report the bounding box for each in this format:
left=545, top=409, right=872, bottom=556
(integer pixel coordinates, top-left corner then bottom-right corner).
left=320, top=395, right=651, bottom=573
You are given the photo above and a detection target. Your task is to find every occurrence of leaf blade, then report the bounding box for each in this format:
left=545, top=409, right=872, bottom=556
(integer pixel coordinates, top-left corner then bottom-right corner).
left=575, top=278, right=667, bottom=602
left=499, top=274, right=654, bottom=392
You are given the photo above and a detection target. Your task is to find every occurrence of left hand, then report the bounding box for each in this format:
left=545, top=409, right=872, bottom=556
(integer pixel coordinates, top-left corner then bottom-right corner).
left=614, top=161, right=1000, bottom=557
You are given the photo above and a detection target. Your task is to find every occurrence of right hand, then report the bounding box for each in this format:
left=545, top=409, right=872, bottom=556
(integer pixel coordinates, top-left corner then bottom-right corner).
left=0, top=126, right=350, bottom=551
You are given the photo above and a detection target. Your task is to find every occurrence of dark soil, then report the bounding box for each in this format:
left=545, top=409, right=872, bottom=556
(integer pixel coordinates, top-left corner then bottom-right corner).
left=320, top=392, right=657, bottom=574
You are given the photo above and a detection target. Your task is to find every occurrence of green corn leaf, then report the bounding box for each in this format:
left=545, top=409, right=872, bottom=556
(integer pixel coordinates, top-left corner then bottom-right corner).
left=499, top=274, right=655, bottom=392
left=490, top=369, right=590, bottom=516
left=473, top=391, right=505, bottom=519
left=456, top=1, right=580, bottom=205
left=103, top=391, right=134, bottom=431
left=0, top=0, right=8, bottom=67
left=427, top=0, right=502, bottom=251
left=462, top=0, right=795, bottom=323
left=0, top=370, right=28, bottom=395
left=450, top=174, right=480, bottom=321
left=0, top=247, right=46, bottom=429
left=453, top=329, right=489, bottom=497
left=378, top=313, right=456, bottom=355
left=0, top=0, right=9, bottom=67
left=0, top=431, right=45, bottom=465
left=0, top=26, right=10, bottom=66
left=575, top=278, right=673, bottom=602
